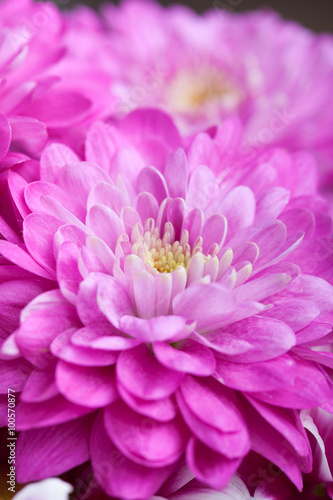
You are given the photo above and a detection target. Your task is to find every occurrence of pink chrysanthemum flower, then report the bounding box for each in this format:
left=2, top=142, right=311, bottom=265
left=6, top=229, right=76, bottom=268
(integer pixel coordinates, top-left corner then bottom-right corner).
left=100, top=0, right=333, bottom=177
left=1, top=110, right=333, bottom=499
left=0, top=0, right=113, bottom=157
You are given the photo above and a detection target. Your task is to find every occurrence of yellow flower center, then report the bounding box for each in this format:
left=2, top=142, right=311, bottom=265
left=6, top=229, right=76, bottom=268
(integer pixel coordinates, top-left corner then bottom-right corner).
left=130, top=220, right=217, bottom=275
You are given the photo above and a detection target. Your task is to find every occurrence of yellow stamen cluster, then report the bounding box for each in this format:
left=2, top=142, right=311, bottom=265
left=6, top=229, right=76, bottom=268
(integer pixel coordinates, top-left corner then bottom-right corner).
left=131, top=220, right=217, bottom=275
left=145, top=240, right=192, bottom=273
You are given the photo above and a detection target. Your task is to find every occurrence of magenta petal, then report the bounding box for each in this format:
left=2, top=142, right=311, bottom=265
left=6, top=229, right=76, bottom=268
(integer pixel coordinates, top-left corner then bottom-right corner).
left=132, top=270, right=156, bottom=318
left=296, top=322, right=332, bottom=345
left=246, top=396, right=310, bottom=458
left=0, top=114, right=11, bottom=162
left=86, top=204, right=125, bottom=252
left=117, top=344, right=184, bottom=400
left=202, top=214, right=227, bottom=253
left=119, top=108, right=181, bottom=150
left=56, top=361, right=118, bottom=408
left=40, top=143, right=79, bottom=183
left=104, top=399, right=189, bottom=466
left=90, top=412, right=174, bottom=499
left=77, top=273, right=111, bottom=326
left=20, top=370, right=58, bottom=403
left=233, top=272, right=293, bottom=303
left=153, top=339, right=216, bottom=376
left=97, top=274, right=134, bottom=328
left=117, top=382, right=177, bottom=422
left=135, top=192, right=159, bottom=224
left=58, top=162, right=111, bottom=206
left=23, top=213, right=62, bottom=275
left=16, top=299, right=80, bottom=368
left=69, top=324, right=115, bottom=347
left=22, top=90, right=91, bottom=128
left=173, top=283, right=235, bottom=332
left=177, top=390, right=249, bottom=459
left=217, top=316, right=296, bottom=363
left=182, top=208, right=204, bottom=247
left=164, top=148, right=188, bottom=199
left=179, top=376, right=246, bottom=434
left=243, top=398, right=303, bottom=491
left=51, top=329, right=118, bottom=367
left=255, top=354, right=333, bottom=408
left=120, top=315, right=189, bottom=343
left=219, top=186, right=256, bottom=239
left=0, top=240, right=53, bottom=279
left=16, top=414, right=94, bottom=482
left=25, top=181, right=83, bottom=220
left=137, top=165, right=169, bottom=204
left=57, top=241, right=82, bottom=304
left=0, top=359, right=31, bottom=393
left=8, top=170, right=30, bottom=218
left=186, top=437, right=241, bottom=490
left=216, top=354, right=297, bottom=392
left=16, top=395, right=93, bottom=430
left=262, top=298, right=320, bottom=332
left=85, top=121, right=117, bottom=172
left=9, top=115, right=47, bottom=157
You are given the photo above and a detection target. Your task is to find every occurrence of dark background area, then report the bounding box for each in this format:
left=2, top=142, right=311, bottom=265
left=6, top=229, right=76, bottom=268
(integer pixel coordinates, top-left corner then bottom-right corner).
left=58, top=0, right=333, bottom=33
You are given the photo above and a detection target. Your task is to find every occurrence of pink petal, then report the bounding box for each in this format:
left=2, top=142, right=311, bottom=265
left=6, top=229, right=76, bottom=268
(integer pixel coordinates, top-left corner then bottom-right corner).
left=16, top=415, right=94, bottom=482
left=132, top=270, right=156, bottom=319
left=135, top=192, right=159, bottom=224
left=117, top=382, right=177, bottom=422
left=182, top=209, right=204, bottom=247
left=164, top=148, right=188, bottom=199
left=137, top=166, right=169, bottom=204
left=186, top=437, right=242, bottom=490
left=202, top=214, right=227, bottom=253
left=16, top=395, right=93, bottom=430
left=23, top=213, right=62, bottom=275
left=173, top=283, right=235, bottom=332
left=217, top=186, right=256, bottom=240
left=56, top=361, right=118, bottom=408
left=58, top=162, right=111, bottom=209
left=117, top=344, right=184, bottom=400
left=243, top=398, right=303, bottom=490
left=40, top=143, right=79, bottom=183
left=120, top=315, right=189, bottom=343
left=86, top=204, right=125, bottom=252
left=0, top=240, right=54, bottom=279
left=25, top=181, right=83, bottom=220
left=22, top=90, right=91, bottom=128
left=177, top=389, right=249, bottom=459
left=246, top=396, right=310, bottom=458
left=153, top=339, right=216, bottom=376
left=0, top=114, right=11, bottom=162
left=97, top=274, right=134, bottom=328
left=216, top=316, right=296, bottom=363
left=90, top=412, right=174, bottom=499
left=8, top=170, right=30, bottom=218
left=216, top=354, right=297, bottom=392
left=16, top=293, right=80, bottom=368
left=21, top=370, right=58, bottom=403
left=232, top=273, right=292, bottom=303
left=77, top=273, right=112, bottom=326
left=255, top=354, right=332, bottom=408
left=104, top=398, right=189, bottom=466
left=9, top=115, right=47, bottom=157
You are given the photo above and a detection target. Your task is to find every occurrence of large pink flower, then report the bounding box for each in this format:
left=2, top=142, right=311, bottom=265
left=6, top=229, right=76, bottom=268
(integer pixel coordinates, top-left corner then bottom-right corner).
left=99, top=0, right=333, bottom=182
left=1, top=109, right=333, bottom=499
left=0, top=0, right=112, bottom=158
